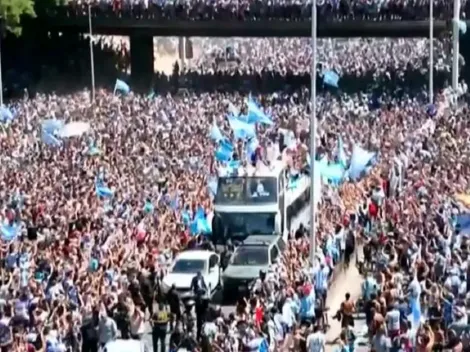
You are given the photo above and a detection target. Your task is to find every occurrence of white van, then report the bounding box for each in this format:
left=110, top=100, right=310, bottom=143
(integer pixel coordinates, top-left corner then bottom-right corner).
left=103, top=339, right=148, bottom=352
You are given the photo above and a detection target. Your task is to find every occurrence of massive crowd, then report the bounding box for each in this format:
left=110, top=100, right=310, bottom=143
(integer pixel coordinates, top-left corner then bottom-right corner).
left=56, top=0, right=464, bottom=21
left=56, top=36, right=451, bottom=96
left=0, top=16, right=469, bottom=352
left=1, top=79, right=469, bottom=352
left=194, top=38, right=450, bottom=76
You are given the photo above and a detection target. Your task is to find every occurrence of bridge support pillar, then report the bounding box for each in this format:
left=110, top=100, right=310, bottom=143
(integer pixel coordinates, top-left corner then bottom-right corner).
left=130, top=34, right=154, bottom=91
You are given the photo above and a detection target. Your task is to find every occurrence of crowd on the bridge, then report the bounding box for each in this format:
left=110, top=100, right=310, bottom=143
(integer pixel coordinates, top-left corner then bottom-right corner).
left=59, top=0, right=464, bottom=21
left=156, top=37, right=453, bottom=96
left=194, top=38, right=450, bottom=76
left=58, top=36, right=454, bottom=96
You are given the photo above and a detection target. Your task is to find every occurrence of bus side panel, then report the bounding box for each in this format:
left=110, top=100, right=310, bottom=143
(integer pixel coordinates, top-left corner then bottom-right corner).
left=279, top=194, right=287, bottom=231
left=286, top=187, right=310, bottom=230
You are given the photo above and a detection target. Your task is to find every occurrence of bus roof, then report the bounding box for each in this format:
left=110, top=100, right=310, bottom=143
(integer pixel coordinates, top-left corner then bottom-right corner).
left=242, top=235, right=279, bottom=246
left=217, top=159, right=286, bottom=178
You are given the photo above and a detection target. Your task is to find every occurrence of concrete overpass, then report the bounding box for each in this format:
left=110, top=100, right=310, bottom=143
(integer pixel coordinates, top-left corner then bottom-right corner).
left=36, top=11, right=452, bottom=87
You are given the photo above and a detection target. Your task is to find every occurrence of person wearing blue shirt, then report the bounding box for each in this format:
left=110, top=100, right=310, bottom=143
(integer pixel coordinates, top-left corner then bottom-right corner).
left=299, top=288, right=315, bottom=325
left=315, top=264, right=329, bottom=303
left=362, top=273, right=377, bottom=301
left=397, top=298, right=408, bottom=324
left=443, top=295, right=454, bottom=328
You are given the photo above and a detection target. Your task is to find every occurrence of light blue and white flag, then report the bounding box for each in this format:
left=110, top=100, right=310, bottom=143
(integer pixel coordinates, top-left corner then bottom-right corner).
left=228, top=115, right=256, bottom=140
left=207, top=176, right=218, bottom=198
left=349, top=144, right=376, bottom=180
left=220, top=139, right=234, bottom=152
left=0, top=107, right=14, bottom=123
left=337, top=136, right=348, bottom=168
left=454, top=18, right=467, bottom=34
left=95, top=178, right=113, bottom=198
left=87, top=146, right=101, bottom=156
left=247, top=98, right=273, bottom=125
left=114, top=79, right=130, bottom=95
left=181, top=210, right=191, bottom=225
left=323, top=70, right=340, bottom=88
left=321, top=163, right=345, bottom=186
left=143, top=201, right=154, bottom=213
left=189, top=206, right=212, bottom=235
left=228, top=102, right=239, bottom=117
left=0, top=223, right=19, bottom=241
left=410, top=294, right=422, bottom=330
left=42, top=119, right=64, bottom=135
left=190, top=218, right=212, bottom=235
left=41, top=131, right=62, bottom=147
left=209, top=123, right=224, bottom=142
left=215, top=145, right=233, bottom=162
left=246, top=138, right=259, bottom=159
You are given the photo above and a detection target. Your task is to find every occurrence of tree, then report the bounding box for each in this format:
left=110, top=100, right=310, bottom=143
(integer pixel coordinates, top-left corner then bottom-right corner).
left=0, top=0, right=35, bottom=35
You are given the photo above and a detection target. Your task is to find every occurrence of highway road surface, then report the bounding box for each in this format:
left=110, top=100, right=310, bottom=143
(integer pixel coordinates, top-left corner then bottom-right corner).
left=325, top=256, right=368, bottom=352
left=141, top=205, right=370, bottom=351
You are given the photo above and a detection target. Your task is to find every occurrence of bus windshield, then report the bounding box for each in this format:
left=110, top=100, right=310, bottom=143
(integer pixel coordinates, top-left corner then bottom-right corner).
left=215, top=177, right=277, bottom=205
left=215, top=212, right=276, bottom=237
left=231, top=246, right=269, bottom=266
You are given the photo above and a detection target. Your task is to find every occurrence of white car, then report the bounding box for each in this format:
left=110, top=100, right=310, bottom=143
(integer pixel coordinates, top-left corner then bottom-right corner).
left=162, top=250, right=221, bottom=299
left=104, top=339, right=148, bottom=352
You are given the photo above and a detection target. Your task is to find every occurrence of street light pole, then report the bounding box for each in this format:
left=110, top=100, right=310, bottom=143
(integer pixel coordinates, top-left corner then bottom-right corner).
left=0, top=34, right=4, bottom=106
left=88, top=3, right=96, bottom=103
left=309, top=0, right=317, bottom=266
left=0, top=17, right=5, bottom=106
left=428, top=0, right=434, bottom=104
left=452, top=0, right=461, bottom=90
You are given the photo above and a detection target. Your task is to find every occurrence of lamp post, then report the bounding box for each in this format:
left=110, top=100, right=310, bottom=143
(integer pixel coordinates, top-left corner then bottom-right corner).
left=429, top=0, right=434, bottom=103
left=309, top=0, right=317, bottom=265
left=452, top=0, right=461, bottom=90
left=88, top=3, right=96, bottom=102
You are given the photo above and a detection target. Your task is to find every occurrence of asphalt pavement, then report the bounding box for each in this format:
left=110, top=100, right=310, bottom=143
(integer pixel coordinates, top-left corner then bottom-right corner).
left=325, top=252, right=367, bottom=352
left=141, top=204, right=343, bottom=351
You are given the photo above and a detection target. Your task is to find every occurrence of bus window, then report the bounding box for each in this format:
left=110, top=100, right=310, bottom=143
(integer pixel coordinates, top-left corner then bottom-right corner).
left=216, top=177, right=277, bottom=204
left=214, top=212, right=275, bottom=238
left=246, top=177, right=277, bottom=203
left=216, top=177, right=245, bottom=204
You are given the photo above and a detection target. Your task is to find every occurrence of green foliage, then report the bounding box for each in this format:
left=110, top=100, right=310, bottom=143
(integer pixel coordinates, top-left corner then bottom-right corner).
left=35, top=0, right=62, bottom=15
left=0, top=0, right=36, bottom=35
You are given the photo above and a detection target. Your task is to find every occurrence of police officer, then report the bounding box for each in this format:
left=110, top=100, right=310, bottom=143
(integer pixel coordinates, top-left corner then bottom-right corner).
left=151, top=303, right=169, bottom=352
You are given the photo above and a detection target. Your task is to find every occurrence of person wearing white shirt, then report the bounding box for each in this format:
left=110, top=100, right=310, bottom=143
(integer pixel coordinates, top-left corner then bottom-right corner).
left=129, top=306, right=145, bottom=339
left=371, top=186, right=385, bottom=207
left=385, top=303, right=400, bottom=339
left=282, top=297, right=295, bottom=333
left=267, top=318, right=276, bottom=351
left=306, top=325, right=325, bottom=352
left=273, top=309, right=284, bottom=334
